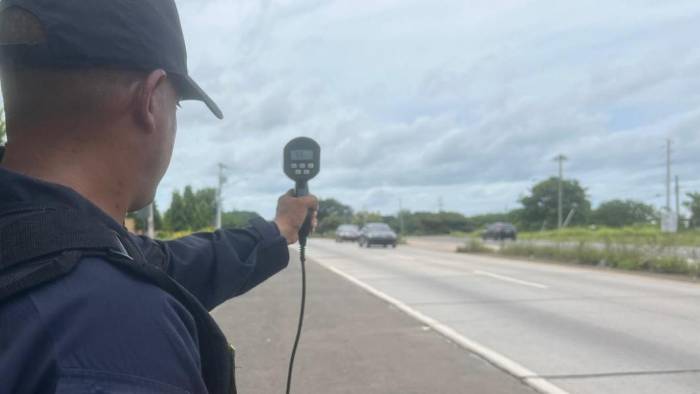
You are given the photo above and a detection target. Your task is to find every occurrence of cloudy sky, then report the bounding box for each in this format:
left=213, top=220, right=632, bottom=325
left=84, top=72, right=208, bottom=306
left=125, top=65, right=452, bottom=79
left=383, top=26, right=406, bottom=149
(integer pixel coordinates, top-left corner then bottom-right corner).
left=161, top=0, right=700, bottom=218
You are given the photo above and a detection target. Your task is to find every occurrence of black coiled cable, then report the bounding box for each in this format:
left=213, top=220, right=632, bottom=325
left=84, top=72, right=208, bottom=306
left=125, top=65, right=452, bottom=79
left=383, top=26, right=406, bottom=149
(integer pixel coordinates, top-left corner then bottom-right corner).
left=285, top=240, right=307, bottom=394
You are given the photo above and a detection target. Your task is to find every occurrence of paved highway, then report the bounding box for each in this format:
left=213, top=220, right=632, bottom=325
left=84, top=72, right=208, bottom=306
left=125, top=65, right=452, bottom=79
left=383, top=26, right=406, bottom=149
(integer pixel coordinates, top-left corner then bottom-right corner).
left=213, top=248, right=533, bottom=394
left=308, top=238, right=700, bottom=394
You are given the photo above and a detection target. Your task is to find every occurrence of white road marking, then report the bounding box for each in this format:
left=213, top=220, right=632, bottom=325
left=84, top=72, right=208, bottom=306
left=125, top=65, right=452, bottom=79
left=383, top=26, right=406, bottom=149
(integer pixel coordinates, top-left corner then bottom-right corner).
left=316, top=261, right=569, bottom=394
left=474, top=270, right=549, bottom=289
left=395, top=255, right=418, bottom=261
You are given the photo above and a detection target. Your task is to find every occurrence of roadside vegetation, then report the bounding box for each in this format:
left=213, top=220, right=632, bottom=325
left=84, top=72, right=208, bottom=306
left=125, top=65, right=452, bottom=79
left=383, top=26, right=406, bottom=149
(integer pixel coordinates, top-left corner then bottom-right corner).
left=127, top=185, right=261, bottom=239
left=457, top=238, right=492, bottom=254
left=313, top=178, right=700, bottom=240
left=519, top=226, right=700, bottom=247
left=130, top=176, right=700, bottom=253
left=458, top=238, right=700, bottom=278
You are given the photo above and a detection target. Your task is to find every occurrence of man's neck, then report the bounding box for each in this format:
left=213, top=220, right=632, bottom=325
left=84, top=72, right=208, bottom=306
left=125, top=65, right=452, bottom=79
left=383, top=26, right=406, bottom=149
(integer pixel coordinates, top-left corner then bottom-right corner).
left=1, top=142, right=130, bottom=224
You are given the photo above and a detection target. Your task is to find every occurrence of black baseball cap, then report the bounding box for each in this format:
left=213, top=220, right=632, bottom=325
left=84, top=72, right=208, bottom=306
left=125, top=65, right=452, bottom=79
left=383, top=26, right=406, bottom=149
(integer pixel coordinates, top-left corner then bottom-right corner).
left=0, top=0, right=223, bottom=119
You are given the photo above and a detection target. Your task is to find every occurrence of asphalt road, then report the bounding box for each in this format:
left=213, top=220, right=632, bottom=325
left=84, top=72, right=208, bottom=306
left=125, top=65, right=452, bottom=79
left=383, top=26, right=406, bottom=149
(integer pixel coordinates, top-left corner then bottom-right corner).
left=307, top=239, right=700, bottom=394
left=212, top=248, right=533, bottom=394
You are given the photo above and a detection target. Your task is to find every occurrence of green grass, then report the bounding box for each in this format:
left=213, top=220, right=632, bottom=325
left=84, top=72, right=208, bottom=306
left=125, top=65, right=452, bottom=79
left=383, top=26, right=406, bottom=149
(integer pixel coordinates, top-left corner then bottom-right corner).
left=519, top=225, right=700, bottom=247
left=457, top=239, right=700, bottom=278
left=497, top=241, right=698, bottom=276
left=449, top=230, right=478, bottom=238
left=456, top=238, right=492, bottom=254
left=457, top=225, right=700, bottom=277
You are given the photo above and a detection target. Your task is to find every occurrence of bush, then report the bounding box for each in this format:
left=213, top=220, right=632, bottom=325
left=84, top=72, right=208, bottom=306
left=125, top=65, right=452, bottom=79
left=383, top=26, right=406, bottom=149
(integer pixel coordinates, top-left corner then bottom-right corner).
left=650, top=256, right=692, bottom=275
left=457, top=238, right=491, bottom=254
left=519, top=225, right=700, bottom=247
left=493, top=240, right=698, bottom=278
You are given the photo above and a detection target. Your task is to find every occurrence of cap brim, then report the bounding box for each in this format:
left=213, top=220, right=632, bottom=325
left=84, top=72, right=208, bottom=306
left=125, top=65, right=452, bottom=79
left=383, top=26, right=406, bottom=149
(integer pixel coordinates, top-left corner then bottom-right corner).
left=172, top=74, right=223, bottom=120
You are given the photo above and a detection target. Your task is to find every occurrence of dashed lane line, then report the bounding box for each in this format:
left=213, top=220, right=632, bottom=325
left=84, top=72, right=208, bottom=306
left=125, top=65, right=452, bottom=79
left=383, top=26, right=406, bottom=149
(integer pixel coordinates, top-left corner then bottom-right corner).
left=474, top=270, right=550, bottom=289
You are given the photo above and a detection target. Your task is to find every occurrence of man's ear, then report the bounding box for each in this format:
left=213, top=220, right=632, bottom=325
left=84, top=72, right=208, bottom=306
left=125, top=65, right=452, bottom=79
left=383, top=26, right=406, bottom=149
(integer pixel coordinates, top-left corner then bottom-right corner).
left=135, top=69, right=168, bottom=133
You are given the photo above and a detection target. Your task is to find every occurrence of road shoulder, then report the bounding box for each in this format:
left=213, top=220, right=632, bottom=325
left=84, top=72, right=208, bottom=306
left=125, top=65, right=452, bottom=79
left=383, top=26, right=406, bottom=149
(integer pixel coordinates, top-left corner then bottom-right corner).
left=213, top=250, right=535, bottom=394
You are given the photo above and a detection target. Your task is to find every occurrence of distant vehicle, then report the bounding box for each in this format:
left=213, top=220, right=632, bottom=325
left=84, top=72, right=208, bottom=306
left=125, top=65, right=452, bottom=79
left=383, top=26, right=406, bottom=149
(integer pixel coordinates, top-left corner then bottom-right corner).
left=359, top=222, right=397, bottom=248
left=481, top=222, right=517, bottom=241
left=335, top=224, right=361, bottom=242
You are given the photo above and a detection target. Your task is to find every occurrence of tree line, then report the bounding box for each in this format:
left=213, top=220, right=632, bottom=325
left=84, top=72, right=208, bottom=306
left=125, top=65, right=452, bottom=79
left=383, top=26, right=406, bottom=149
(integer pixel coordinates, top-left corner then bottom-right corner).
left=128, top=186, right=259, bottom=233
left=318, top=177, right=700, bottom=235
left=129, top=179, right=700, bottom=236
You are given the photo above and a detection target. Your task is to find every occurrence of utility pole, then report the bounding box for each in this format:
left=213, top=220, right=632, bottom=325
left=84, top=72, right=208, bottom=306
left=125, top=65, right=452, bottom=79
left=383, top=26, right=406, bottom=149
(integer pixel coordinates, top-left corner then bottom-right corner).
left=216, top=163, right=227, bottom=230
left=666, top=139, right=672, bottom=212
left=554, top=154, right=568, bottom=229
left=676, top=175, right=680, bottom=227
left=438, top=196, right=444, bottom=213
left=398, top=198, right=405, bottom=235
left=147, top=202, right=155, bottom=239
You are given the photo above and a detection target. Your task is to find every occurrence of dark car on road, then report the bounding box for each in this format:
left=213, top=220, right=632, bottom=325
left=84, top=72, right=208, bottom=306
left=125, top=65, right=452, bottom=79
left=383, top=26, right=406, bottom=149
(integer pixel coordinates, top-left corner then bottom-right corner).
left=481, top=222, right=517, bottom=241
left=335, top=224, right=361, bottom=242
left=359, top=223, right=398, bottom=248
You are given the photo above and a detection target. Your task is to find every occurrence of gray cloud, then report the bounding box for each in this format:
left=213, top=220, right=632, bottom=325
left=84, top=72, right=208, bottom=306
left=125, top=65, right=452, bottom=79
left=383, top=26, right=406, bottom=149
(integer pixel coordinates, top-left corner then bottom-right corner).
left=156, top=0, right=700, bottom=218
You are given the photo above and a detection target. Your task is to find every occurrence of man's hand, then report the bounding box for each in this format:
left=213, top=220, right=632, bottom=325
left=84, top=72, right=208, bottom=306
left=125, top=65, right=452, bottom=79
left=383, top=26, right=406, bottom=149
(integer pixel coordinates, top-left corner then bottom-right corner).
left=274, top=190, right=319, bottom=245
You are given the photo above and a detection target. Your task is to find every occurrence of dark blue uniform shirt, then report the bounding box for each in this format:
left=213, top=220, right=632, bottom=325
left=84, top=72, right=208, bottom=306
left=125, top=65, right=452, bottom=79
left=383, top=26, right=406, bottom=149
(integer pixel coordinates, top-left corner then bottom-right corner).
left=0, top=167, right=290, bottom=393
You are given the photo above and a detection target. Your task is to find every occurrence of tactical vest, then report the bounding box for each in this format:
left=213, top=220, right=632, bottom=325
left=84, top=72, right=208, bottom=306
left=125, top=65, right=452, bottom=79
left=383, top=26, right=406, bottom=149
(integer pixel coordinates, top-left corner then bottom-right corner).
left=0, top=205, right=237, bottom=394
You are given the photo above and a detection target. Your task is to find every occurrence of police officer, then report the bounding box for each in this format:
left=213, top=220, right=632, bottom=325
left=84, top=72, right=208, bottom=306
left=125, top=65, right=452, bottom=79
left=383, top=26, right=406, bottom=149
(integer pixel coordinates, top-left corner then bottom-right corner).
left=0, top=1, right=317, bottom=393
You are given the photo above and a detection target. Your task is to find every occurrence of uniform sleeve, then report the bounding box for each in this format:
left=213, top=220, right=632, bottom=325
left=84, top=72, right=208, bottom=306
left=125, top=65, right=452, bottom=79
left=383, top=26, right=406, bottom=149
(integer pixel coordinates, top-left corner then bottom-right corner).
left=54, top=369, right=191, bottom=394
left=132, top=218, right=290, bottom=310
left=0, top=258, right=208, bottom=394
